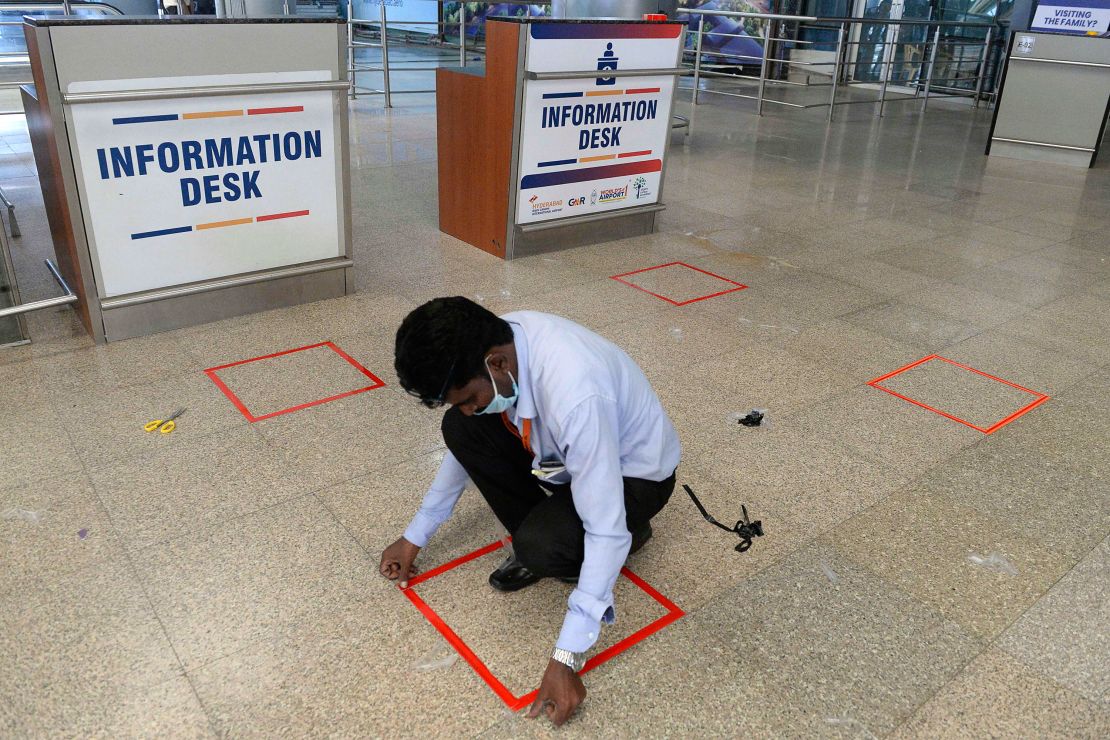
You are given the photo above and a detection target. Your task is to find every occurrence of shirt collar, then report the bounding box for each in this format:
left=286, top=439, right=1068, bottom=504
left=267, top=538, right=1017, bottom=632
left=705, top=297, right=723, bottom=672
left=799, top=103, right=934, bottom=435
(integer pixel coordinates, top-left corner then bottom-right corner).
left=508, top=321, right=536, bottom=420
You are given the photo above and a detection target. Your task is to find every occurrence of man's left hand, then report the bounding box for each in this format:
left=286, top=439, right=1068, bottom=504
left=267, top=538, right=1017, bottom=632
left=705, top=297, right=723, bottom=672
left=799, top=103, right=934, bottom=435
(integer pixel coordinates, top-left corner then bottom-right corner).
left=526, top=659, right=586, bottom=727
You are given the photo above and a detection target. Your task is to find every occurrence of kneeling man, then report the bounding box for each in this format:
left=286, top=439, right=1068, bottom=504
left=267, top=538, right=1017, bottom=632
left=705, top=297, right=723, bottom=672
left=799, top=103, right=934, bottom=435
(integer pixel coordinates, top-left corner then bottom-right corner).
left=380, top=297, right=680, bottom=725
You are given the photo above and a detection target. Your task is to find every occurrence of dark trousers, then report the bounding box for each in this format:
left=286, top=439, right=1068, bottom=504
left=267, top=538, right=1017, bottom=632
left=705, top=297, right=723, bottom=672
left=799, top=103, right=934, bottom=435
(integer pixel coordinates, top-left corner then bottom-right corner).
left=441, top=407, right=676, bottom=578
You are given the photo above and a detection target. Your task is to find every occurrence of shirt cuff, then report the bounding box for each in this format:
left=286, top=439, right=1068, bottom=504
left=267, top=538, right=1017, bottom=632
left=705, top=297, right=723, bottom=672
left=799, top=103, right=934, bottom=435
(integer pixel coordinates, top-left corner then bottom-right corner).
left=555, top=605, right=615, bottom=653
left=402, top=511, right=440, bottom=548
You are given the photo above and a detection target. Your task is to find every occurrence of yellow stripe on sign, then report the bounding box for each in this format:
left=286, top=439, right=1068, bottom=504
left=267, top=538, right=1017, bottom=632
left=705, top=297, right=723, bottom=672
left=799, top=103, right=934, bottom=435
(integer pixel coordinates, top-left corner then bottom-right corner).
left=182, top=110, right=244, bottom=119
left=196, top=217, right=253, bottom=230
left=579, top=154, right=616, bottom=163
left=585, top=90, right=624, bottom=97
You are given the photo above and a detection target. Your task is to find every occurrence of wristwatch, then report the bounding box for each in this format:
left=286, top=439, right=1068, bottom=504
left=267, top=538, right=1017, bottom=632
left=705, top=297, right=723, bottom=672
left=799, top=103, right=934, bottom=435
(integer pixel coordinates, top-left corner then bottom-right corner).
left=551, top=647, right=586, bottom=672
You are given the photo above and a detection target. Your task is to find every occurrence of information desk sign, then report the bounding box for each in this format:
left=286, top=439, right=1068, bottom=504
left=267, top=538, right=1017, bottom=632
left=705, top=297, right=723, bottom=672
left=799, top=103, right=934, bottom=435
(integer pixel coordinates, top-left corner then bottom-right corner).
left=1031, top=0, right=1110, bottom=36
left=68, top=72, right=342, bottom=299
left=515, top=23, right=683, bottom=226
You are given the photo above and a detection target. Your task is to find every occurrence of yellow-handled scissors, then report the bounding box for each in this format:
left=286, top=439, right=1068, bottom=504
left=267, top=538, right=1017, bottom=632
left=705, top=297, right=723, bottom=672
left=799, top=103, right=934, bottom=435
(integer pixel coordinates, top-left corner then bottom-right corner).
left=144, top=408, right=186, bottom=435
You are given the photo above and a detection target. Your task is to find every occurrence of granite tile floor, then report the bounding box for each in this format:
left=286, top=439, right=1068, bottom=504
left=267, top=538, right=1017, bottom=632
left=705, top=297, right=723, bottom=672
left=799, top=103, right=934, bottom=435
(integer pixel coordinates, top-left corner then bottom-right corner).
left=1, top=71, right=1108, bottom=738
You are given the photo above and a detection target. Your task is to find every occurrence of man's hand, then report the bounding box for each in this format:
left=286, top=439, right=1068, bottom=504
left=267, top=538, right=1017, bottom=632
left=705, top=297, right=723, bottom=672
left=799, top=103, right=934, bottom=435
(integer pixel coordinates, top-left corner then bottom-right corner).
left=379, top=536, right=421, bottom=588
left=526, top=658, right=586, bottom=727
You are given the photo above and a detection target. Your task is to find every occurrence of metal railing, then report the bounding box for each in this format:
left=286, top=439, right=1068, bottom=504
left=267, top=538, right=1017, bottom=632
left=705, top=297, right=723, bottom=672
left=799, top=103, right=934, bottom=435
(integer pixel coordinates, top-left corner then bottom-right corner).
left=0, top=259, right=77, bottom=320
left=684, top=9, right=998, bottom=121
left=347, top=1, right=548, bottom=107
left=0, top=2, right=126, bottom=114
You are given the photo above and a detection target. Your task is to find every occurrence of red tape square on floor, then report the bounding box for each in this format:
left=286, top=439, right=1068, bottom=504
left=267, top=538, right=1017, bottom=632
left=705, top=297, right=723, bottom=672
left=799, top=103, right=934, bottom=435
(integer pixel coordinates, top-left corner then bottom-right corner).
left=204, top=340, right=386, bottom=422
left=867, top=354, right=1049, bottom=434
left=400, top=539, right=684, bottom=711
left=610, top=262, right=748, bottom=306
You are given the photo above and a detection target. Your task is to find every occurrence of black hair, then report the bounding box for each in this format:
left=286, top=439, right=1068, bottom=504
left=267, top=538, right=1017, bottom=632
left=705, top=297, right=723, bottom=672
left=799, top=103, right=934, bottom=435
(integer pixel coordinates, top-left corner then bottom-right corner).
left=395, top=297, right=514, bottom=407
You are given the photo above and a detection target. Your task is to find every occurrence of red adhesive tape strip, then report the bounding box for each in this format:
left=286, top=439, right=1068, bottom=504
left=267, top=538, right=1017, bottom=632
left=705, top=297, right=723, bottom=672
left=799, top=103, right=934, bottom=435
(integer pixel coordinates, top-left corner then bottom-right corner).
left=204, top=340, right=386, bottom=423
left=867, top=355, right=1050, bottom=435
left=610, top=261, right=748, bottom=306
left=401, top=540, right=684, bottom=710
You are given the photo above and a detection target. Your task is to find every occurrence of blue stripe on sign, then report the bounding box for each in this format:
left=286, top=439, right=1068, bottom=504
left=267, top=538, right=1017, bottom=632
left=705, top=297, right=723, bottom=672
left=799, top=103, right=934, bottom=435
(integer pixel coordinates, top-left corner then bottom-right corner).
left=113, top=114, right=180, bottom=125
left=131, top=226, right=193, bottom=240
left=538, top=158, right=578, bottom=168
left=541, top=92, right=583, bottom=99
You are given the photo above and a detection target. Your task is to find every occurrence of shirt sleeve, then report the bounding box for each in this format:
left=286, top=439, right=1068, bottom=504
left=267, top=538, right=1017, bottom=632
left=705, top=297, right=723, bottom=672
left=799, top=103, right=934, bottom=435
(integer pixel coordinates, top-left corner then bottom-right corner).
left=403, top=451, right=469, bottom=548
left=554, top=395, right=629, bottom=653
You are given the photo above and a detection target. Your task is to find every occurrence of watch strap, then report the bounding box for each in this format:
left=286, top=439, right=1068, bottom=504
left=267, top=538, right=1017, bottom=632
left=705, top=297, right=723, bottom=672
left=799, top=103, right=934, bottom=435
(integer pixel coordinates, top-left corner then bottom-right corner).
left=551, top=647, right=586, bottom=672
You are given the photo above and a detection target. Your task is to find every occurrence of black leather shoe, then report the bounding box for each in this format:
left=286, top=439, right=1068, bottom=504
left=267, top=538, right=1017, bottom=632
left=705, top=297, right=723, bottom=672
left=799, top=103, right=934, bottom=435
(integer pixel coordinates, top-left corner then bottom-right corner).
left=630, top=524, right=653, bottom=555
left=489, top=555, right=543, bottom=592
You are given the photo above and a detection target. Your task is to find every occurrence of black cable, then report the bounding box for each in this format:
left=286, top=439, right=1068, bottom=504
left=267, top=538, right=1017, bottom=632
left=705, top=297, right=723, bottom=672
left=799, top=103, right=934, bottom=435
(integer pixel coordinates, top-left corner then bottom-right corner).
left=682, top=484, right=764, bottom=553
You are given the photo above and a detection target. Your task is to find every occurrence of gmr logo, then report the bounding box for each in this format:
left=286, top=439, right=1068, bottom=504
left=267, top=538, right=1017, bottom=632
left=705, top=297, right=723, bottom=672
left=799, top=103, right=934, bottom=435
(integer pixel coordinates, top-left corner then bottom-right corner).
left=568, top=196, right=587, bottom=206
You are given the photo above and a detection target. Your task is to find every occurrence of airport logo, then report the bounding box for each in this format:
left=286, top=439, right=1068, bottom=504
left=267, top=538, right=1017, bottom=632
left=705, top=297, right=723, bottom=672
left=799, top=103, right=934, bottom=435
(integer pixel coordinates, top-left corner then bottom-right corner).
left=632, top=176, right=650, bottom=200
left=590, top=189, right=598, bottom=205
left=597, top=184, right=628, bottom=203
left=530, top=193, right=564, bottom=215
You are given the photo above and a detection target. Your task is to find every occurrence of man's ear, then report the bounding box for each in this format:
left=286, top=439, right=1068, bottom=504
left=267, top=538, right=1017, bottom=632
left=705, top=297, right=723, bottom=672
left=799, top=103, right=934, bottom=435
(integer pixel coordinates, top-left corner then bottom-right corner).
left=486, top=345, right=512, bottom=373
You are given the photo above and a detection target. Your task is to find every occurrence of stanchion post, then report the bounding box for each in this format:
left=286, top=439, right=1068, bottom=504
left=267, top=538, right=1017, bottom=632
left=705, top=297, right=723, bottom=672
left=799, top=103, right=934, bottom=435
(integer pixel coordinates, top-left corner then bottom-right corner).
left=921, top=23, right=941, bottom=112
left=877, top=23, right=896, bottom=117
left=973, top=26, right=992, bottom=108
left=827, top=21, right=844, bottom=123
left=380, top=1, right=392, bottom=108
left=459, top=4, right=466, bottom=67
left=756, top=19, right=771, bottom=115
left=692, top=14, right=705, bottom=105
left=348, top=4, right=357, bottom=99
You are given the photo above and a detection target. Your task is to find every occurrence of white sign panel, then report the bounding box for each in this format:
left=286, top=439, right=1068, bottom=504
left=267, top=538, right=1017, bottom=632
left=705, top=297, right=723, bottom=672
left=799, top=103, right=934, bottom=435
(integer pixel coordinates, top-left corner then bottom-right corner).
left=1031, top=1, right=1110, bottom=35
left=68, top=73, right=341, bottom=298
left=516, top=23, right=683, bottom=225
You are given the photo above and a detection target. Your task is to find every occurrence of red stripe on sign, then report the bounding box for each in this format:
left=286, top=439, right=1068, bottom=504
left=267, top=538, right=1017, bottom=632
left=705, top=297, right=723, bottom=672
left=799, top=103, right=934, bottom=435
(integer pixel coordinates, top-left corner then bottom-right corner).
left=256, top=210, right=310, bottom=222
left=618, top=150, right=652, bottom=158
left=625, top=87, right=661, bottom=94
left=246, top=106, right=305, bottom=115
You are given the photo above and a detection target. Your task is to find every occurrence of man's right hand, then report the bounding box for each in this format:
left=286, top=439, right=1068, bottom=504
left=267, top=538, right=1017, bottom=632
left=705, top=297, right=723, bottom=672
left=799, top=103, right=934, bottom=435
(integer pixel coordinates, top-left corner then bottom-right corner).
left=379, top=536, right=421, bottom=588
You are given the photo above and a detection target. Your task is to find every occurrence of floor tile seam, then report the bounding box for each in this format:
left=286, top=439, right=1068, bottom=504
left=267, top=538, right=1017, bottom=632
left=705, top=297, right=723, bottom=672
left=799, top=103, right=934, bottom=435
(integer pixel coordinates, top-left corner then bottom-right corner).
left=741, top=379, right=975, bottom=474
left=61, top=422, right=203, bottom=704
left=806, top=263, right=940, bottom=299
left=690, top=507, right=991, bottom=731
left=988, top=258, right=1109, bottom=291
left=0, top=418, right=140, bottom=606
left=114, top=541, right=220, bottom=737
left=891, top=540, right=1110, bottom=732
left=180, top=670, right=223, bottom=739
left=986, top=531, right=1110, bottom=682
left=0, top=492, right=132, bottom=589
left=173, top=575, right=389, bottom=680
left=75, top=418, right=254, bottom=475
left=0, top=546, right=138, bottom=603
left=41, top=366, right=227, bottom=419
left=310, top=486, right=386, bottom=568
left=991, top=321, right=1110, bottom=368
left=883, top=643, right=1032, bottom=737
left=894, top=283, right=1039, bottom=325
left=115, top=487, right=330, bottom=561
